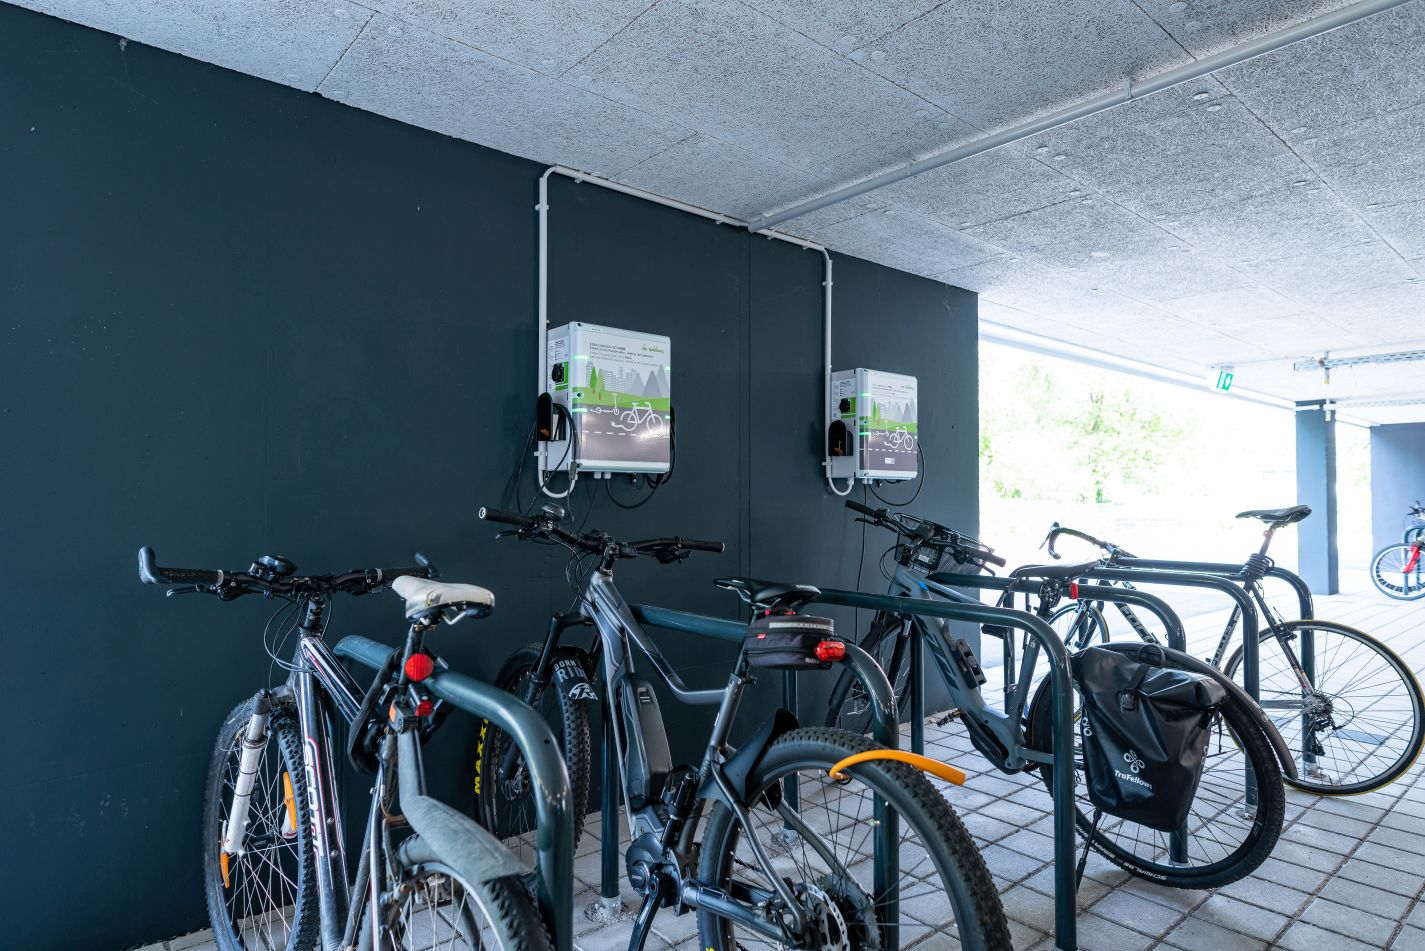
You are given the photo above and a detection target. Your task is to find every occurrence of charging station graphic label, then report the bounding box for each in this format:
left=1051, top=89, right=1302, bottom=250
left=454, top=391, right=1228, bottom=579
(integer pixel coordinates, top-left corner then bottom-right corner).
left=547, top=323, right=671, bottom=473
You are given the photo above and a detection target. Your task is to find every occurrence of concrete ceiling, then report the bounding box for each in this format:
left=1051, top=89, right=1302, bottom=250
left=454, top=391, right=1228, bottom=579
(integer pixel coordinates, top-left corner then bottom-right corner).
left=15, top=0, right=1425, bottom=423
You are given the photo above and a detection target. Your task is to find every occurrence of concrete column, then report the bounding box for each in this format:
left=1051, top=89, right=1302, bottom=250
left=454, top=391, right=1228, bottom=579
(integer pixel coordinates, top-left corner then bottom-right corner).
left=1295, top=403, right=1339, bottom=594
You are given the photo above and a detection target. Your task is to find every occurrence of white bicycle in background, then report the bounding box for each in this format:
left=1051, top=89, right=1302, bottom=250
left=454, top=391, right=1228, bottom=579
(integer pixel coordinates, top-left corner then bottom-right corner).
left=886, top=426, right=916, bottom=450
left=611, top=400, right=666, bottom=434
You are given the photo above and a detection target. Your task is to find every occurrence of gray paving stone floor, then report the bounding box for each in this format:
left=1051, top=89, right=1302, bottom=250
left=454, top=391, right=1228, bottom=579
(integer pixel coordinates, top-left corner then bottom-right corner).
left=135, top=589, right=1425, bottom=950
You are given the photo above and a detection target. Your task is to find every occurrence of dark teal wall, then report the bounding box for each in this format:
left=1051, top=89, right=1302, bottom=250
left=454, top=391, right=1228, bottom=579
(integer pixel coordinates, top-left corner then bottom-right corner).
left=1295, top=406, right=1339, bottom=594
left=0, top=5, right=978, bottom=948
left=1370, top=423, right=1425, bottom=551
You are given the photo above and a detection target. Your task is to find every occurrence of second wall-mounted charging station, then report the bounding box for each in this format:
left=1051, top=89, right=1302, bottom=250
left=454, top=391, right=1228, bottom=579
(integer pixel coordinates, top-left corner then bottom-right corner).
left=827, top=368, right=919, bottom=484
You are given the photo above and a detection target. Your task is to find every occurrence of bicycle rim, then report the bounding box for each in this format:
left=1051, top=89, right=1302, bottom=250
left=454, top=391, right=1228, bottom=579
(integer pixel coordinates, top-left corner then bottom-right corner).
left=1371, top=545, right=1425, bottom=600
left=1232, top=621, right=1425, bottom=794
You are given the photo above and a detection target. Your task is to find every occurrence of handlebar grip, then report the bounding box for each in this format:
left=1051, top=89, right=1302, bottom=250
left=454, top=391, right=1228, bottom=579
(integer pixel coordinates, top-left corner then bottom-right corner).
left=680, top=538, right=724, bottom=553
left=984, top=551, right=1008, bottom=568
left=845, top=499, right=879, bottom=517
left=479, top=507, right=535, bottom=528
left=137, top=547, right=223, bottom=586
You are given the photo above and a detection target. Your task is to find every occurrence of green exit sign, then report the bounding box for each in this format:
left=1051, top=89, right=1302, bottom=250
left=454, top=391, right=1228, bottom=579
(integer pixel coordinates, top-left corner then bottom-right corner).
left=1214, top=369, right=1234, bottom=392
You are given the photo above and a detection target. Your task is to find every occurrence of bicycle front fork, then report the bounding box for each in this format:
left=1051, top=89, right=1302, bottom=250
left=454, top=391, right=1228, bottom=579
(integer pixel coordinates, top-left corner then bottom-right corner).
left=222, top=689, right=275, bottom=856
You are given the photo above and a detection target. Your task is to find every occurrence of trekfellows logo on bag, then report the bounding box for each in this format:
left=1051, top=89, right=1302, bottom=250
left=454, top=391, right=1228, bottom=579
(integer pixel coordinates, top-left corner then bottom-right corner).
left=1115, top=749, right=1153, bottom=790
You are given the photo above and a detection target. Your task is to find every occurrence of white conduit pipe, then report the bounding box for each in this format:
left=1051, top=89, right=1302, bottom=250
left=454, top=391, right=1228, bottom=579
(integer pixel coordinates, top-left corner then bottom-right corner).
left=750, top=0, right=1416, bottom=232
left=535, top=166, right=851, bottom=496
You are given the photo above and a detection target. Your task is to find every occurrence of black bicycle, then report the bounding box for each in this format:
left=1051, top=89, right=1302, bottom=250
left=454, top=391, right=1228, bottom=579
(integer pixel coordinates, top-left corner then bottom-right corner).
left=140, top=548, right=552, bottom=951
left=1045, top=510, right=1425, bottom=795
left=823, top=502, right=1287, bottom=890
left=472, top=505, right=1012, bottom=951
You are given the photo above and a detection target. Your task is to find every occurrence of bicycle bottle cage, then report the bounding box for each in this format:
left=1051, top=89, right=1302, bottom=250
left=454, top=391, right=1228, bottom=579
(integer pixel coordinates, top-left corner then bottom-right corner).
left=744, top=613, right=841, bottom=670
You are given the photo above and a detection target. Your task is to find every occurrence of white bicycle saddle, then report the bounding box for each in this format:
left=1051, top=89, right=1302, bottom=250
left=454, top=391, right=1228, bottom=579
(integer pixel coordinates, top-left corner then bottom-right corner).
left=392, top=575, right=494, bottom=623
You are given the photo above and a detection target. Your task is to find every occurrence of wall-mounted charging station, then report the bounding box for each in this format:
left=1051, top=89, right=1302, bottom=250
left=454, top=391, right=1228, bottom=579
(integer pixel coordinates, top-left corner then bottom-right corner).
left=542, top=321, right=672, bottom=480
left=828, top=368, right=918, bottom=483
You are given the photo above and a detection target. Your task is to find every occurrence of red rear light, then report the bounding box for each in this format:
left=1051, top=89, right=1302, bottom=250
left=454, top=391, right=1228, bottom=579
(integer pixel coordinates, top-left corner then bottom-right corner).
left=405, top=653, right=436, bottom=682
left=1069, top=582, right=1079, bottom=600
left=414, top=699, right=434, bottom=717
left=815, top=640, right=847, bottom=663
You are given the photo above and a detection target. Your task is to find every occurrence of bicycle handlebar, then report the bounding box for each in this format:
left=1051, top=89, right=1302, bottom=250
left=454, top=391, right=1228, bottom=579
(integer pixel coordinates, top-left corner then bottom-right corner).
left=137, top=546, right=437, bottom=599
left=844, top=500, right=1006, bottom=568
left=479, top=507, right=723, bottom=562
left=1041, top=523, right=1134, bottom=561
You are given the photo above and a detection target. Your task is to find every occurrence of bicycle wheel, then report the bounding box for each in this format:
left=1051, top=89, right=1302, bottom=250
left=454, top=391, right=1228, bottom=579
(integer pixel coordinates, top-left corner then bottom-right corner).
left=1025, top=652, right=1284, bottom=889
left=823, top=612, right=912, bottom=735
left=379, top=837, right=553, bottom=951
left=203, top=695, right=318, bottom=951
left=473, top=643, right=591, bottom=882
left=1224, top=620, right=1425, bottom=794
left=697, top=727, right=1011, bottom=951
left=1047, top=602, right=1108, bottom=650
left=1371, top=544, right=1425, bottom=601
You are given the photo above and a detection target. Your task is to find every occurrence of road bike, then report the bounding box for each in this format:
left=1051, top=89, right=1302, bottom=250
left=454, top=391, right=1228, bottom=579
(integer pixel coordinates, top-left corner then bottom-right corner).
left=139, top=547, right=551, bottom=951
left=1045, top=508, right=1425, bottom=794
left=473, top=505, right=1012, bottom=951
left=823, top=501, right=1288, bottom=889
left=1372, top=501, right=1425, bottom=600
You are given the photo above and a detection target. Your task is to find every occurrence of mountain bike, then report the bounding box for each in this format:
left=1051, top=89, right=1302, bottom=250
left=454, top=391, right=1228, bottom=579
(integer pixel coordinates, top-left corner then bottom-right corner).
left=823, top=501, right=1287, bottom=890
left=1372, top=501, right=1425, bottom=600
left=1045, top=508, right=1425, bottom=794
left=139, top=547, right=551, bottom=951
left=473, top=505, right=1012, bottom=951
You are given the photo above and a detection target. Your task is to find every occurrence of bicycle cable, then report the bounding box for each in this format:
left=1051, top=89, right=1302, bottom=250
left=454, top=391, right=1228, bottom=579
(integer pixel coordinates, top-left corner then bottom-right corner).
left=868, top=441, right=927, bottom=508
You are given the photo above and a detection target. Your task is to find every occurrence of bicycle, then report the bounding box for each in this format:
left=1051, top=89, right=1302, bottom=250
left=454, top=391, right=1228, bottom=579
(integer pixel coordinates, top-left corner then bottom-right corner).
left=885, top=427, right=916, bottom=451
left=1372, top=501, right=1425, bottom=600
left=823, top=500, right=1288, bottom=890
left=473, top=505, right=1012, bottom=951
left=1045, top=508, right=1425, bottom=794
left=139, top=547, right=552, bottom=951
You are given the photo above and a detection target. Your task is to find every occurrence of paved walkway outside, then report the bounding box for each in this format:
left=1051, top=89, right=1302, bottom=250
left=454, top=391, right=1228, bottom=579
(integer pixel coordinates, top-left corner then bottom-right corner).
left=137, top=587, right=1425, bottom=951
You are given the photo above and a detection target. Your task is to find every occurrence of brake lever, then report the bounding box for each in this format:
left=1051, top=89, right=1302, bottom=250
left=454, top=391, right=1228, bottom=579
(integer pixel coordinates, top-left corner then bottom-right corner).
left=165, top=584, right=209, bottom=597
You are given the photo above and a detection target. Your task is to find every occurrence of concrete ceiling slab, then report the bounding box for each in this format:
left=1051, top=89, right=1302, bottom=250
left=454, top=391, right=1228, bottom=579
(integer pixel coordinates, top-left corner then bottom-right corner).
left=801, top=207, right=1002, bottom=277
left=1164, top=284, right=1305, bottom=324
left=740, top=0, right=945, bottom=55
left=1216, top=2, right=1425, bottom=131
left=1364, top=198, right=1425, bottom=262
left=861, top=0, right=1191, bottom=129
left=1238, top=240, right=1421, bottom=297
left=320, top=15, right=689, bottom=177
left=1135, top=0, right=1353, bottom=58
left=573, top=0, right=942, bottom=170
left=22, top=0, right=368, bottom=90
left=359, top=0, right=652, bottom=76
left=1165, top=183, right=1377, bottom=266
left=612, top=133, right=812, bottom=219
left=877, top=149, right=1083, bottom=230
left=1294, top=103, right=1425, bottom=211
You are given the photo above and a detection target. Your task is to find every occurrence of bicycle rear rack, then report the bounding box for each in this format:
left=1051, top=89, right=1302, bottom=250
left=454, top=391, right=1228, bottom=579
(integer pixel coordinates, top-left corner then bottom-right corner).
left=334, top=636, right=576, bottom=951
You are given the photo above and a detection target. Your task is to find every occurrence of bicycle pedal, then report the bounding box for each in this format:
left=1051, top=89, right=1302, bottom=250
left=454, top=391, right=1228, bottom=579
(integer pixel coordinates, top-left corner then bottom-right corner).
left=934, top=709, right=961, bottom=727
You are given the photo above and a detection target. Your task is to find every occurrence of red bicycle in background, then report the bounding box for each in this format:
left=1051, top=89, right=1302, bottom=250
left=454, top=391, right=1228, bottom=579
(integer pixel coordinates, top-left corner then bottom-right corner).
left=1371, top=501, right=1425, bottom=601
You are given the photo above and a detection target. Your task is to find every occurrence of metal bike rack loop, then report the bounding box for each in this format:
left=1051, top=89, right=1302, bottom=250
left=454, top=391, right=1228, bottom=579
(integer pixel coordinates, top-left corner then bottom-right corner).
left=628, top=605, right=904, bottom=947
left=334, top=636, right=576, bottom=951
left=1113, top=557, right=1315, bottom=621
left=805, top=589, right=1080, bottom=951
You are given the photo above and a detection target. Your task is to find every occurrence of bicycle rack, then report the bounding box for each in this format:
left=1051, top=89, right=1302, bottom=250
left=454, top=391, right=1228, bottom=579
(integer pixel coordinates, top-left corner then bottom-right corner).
left=804, top=588, right=1080, bottom=951
left=628, top=605, right=903, bottom=947
left=333, top=636, right=576, bottom=951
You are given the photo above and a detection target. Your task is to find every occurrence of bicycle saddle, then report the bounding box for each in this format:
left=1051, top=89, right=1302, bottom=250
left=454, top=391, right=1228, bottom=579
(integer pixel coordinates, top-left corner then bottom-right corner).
left=1009, top=560, right=1098, bottom=582
left=715, top=577, right=820, bottom=610
left=1235, top=505, right=1311, bottom=527
left=392, top=576, right=494, bottom=623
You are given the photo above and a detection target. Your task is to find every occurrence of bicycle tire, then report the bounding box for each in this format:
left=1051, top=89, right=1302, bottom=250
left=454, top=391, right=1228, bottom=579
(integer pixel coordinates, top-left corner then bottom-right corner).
left=472, top=643, right=591, bottom=883
left=375, top=837, right=553, bottom=951
left=823, top=612, right=912, bottom=734
left=203, top=695, right=319, bottom=951
left=1046, top=602, right=1109, bottom=651
left=696, top=727, right=1012, bottom=951
left=1223, top=620, right=1425, bottom=794
left=1370, top=544, right=1425, bottom=601
left=1025, top=653, right=1285, bottom=889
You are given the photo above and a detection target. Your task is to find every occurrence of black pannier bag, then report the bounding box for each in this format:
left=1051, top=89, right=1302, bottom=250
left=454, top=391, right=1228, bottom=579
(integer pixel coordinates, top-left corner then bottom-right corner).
left=1072, top=646, right=1227, bottom=832
left=744, top=613, right=840, bottom=670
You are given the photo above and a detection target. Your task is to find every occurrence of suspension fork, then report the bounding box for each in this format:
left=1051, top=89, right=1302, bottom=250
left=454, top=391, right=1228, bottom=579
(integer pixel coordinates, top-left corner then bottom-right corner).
left=220, top=688, right=275, bottom=856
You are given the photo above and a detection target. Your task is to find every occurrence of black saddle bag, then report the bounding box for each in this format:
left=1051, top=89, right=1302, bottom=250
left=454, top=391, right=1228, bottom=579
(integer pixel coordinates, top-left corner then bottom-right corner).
left=1073, top=646, right=1226, bottom=832
left=744, top=613, right=839, bottom=670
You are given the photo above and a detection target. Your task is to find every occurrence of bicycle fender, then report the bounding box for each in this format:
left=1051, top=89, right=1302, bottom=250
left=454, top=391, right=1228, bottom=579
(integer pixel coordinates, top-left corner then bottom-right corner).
left=397, top=729, right=529, bottom=883
left=551, top=647, right=597, bottom=704
left=1099, top=642, right=1299, bottom=781
left=703, top=708, right=799, bottom=806
left=828, top=750, right=967, bottom=785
